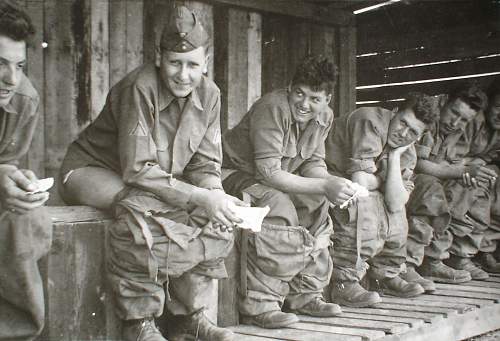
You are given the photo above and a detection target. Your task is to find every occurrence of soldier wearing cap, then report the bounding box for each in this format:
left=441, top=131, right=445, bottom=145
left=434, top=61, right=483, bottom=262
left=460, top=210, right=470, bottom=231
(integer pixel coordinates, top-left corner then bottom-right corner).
left=59, top=6, right=244, bottom=341
left=0, top=2, right=52, bottom=340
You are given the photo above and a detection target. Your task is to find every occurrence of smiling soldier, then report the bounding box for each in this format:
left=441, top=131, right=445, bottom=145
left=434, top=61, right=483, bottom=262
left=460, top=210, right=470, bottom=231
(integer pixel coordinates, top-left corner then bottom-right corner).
left=59, top=6, right=246, bottom=341
left=223, top=55, right=358, bottom=328
left=325, top=93, right=436, bottom=307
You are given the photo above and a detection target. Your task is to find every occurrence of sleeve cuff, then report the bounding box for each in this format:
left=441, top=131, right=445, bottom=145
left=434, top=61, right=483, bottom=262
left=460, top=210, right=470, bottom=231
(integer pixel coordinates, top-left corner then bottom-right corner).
left=346, top=158, right=377, bottom=174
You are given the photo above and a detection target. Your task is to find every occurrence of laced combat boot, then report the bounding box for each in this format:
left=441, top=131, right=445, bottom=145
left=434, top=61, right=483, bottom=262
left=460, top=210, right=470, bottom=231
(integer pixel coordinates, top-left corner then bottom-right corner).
left=400, top=265, right=436, bottom=292
left=123, top=318, right=168, bottom=341
left=446, top=255, right=489, bottom=280
left=293, top=297, right=342, bottom=317
left=330, top=281, right=381, bottom=308
left=183, top=311, right=234, bottom=341
left=371, top=275, right=425, bottom=298
left=241, top=310, right=299, bottom=329
left=419, top=258, right=471, bottom=284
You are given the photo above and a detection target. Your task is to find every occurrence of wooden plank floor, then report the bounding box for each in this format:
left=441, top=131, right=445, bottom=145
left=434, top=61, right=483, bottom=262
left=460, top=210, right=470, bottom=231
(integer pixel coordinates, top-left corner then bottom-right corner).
left=231, top=273, right=500, bottom=341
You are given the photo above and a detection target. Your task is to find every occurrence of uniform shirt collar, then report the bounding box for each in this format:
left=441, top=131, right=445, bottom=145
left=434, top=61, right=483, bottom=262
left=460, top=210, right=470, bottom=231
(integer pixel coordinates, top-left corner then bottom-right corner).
left=158, top=73, right=203, bottom=111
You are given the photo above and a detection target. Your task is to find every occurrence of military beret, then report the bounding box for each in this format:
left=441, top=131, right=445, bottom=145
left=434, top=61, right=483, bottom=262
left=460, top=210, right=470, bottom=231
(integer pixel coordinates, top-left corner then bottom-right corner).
left=160, top=6, right=209, bottom=52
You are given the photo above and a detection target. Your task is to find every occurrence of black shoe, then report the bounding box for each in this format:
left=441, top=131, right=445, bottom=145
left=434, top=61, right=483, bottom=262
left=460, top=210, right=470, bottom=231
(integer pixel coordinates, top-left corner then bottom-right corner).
left=330, top=281, right=381, bottom=308
left=240, top=311, right=299, bottom=329
left=294, top=298, right=342, bottom=317
left=373, top=276, right=425, bottom=298
left=419, top=258, right=472, bottom=284
left=123, top=319, right=168, bottom=341
left=446, top=255, right=489, bottom=280
left=184, top=311, right=234, bottom=341
left=400, top=265, right=436, bottom=292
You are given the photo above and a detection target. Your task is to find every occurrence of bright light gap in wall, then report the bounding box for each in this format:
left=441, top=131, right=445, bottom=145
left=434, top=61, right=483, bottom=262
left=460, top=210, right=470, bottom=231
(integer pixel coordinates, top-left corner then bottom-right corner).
left=356, top=98, right=405, bottom=105
left=356, top=46, right=424, bottom=59
left=353, top=0, right=402, bottom=15
left=357, top=71, right=500, bottom=90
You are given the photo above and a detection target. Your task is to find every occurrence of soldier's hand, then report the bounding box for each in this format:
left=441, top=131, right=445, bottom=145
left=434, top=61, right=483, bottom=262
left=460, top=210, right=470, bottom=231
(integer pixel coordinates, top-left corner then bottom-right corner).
left=0, top=167, right=49, bottom=215
left=390, top=142, right=414, bottom=157
left=324, top=176, right=357, bottom=206
left=197, top=189, right=249, bottom=230
left=465, top=164, right=497, bottom=186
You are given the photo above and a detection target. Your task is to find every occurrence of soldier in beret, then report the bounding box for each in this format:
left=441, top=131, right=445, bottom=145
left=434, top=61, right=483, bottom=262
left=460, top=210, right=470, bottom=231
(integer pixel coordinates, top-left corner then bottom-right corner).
left=59, top=6, right=244, bottom=341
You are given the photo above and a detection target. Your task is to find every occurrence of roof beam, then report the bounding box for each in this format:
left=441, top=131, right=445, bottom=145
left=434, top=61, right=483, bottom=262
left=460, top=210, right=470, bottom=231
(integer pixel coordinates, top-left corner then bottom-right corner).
left=202, top=0, right=354, bottom=26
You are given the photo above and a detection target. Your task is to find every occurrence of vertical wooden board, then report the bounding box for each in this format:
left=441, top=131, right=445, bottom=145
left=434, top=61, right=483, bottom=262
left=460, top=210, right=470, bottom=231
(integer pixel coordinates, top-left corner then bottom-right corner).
left=183, top=1, right=215, bottom=79
left=310, top=24, right=337, bottom=112
left=218, top=244, right=239, bottom=327
left=90, top=0, right=109, bottom=121
left=44, top=0, right=79, bottom=204
left=213, top=5, right=229, bottom=131
left=247, top=12, right=262, bottom=110
left=287, top=21, right=310, bottom=78
left=109, top=0, right=128, bottom=86
left=143, top=0, right=172, bottom=64
left=45, top=222, right=107, bottom=340
left=262, top=14, right=290, bottom=94
left=337, top=26, right=357, bottom=116
left=24, top=0, right=45, bottom=178
left=110, top=0, right=144, bottom=87
left=125, top=0, right=144, bottom=74
left=226, top=8, right=249, bottom=130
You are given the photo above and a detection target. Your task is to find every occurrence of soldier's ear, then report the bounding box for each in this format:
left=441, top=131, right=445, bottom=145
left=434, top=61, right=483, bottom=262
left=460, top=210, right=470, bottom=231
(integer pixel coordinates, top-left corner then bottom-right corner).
left=155, top=47, right=161, bottom=68
left=326, top=94, right=332, bottom=105
left=203, top=53, right=210, bottom=74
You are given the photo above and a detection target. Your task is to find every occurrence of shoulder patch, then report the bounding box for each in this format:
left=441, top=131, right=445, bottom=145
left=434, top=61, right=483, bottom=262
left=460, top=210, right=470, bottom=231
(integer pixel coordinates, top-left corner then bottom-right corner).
left=130, top=121, right=148, bottom=137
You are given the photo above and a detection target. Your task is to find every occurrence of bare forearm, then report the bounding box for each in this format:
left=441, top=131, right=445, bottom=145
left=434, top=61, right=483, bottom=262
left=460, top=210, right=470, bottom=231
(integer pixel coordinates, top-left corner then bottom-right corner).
left=262, top=170, right=327, bottom=195
left=415, top=159, right=464, bottom=179
left=301, top=166, right=330, bottom=179
left=384, top=153, right=409, bottom=212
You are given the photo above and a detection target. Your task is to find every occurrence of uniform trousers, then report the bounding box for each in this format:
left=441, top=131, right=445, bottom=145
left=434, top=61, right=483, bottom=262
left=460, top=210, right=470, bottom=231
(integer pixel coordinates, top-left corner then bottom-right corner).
left=107, top=189, right=234, bottom=320
left=223, top=172, right=332, bottom=316
left=0, top=207, right=52, bottom=341
left=330, top=191, right=408, bottom=282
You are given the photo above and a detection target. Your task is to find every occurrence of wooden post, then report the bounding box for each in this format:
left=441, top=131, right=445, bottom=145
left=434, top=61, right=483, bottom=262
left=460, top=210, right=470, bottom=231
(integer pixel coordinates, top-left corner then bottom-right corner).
left=44, top=0, right=80, bottom=205
left=24, top=0, right=45, bottom=178
left=89, top=0, right=110, bottom=121
left=214, top=7, right=262, bottom=327
left=337, top=26, right=357, bottom=116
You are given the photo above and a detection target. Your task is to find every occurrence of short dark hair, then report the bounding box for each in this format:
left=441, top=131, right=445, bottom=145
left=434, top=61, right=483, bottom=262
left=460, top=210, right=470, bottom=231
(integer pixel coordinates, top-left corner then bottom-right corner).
left=0, top=0, right=35, bottom=42
left=448, top=82, right=488, bottom=112
left=487, top=77, right=500, bottom=101
left=291, top=55, right=337, bottom=94
left=400, top=92, right=440, bottom=125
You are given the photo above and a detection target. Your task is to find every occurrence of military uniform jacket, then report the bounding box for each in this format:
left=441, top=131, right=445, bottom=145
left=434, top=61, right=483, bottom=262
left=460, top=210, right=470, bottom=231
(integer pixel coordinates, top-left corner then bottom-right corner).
left=69, top=63, right=223, bottom=208
left=223, top=89, right=333, bottom=182
left=0, top=73, right=39, bottom=164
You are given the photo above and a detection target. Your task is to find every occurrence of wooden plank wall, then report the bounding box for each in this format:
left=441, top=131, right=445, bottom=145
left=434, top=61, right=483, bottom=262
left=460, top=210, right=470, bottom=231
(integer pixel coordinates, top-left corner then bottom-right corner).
left=356, top=0, right=500, bottom=107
